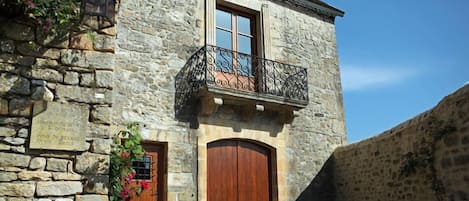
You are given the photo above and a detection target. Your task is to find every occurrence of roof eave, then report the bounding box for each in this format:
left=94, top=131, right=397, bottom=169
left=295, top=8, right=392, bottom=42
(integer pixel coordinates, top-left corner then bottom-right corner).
left=287, top=0, right=345, bottom=17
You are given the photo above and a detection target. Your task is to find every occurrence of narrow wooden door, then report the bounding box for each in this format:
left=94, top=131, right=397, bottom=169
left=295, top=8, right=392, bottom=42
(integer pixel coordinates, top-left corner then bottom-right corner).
left=131, top=143, right=165, bottom=201
left=208, top=140, right=272, bottom=201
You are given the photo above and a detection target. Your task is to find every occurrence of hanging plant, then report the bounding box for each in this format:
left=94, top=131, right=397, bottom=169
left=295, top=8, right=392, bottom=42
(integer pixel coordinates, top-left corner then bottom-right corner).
left=1, top=0, right=81, bottom=35
left=110, top=122, right=149, bottom=201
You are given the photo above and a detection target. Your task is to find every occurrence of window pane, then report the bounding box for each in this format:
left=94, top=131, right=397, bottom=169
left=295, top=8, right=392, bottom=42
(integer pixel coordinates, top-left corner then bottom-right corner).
left=238, top=35, right=252, bottom=54
left=216, top=9, right=231, bottom=29
left=216, top=29, right=232, bottom=50
left=237, top=15, right=251, bottom=35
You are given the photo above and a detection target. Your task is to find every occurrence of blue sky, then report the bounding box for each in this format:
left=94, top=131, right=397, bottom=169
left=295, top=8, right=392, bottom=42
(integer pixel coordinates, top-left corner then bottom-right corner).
left=326, top=0, right=469, bottom=142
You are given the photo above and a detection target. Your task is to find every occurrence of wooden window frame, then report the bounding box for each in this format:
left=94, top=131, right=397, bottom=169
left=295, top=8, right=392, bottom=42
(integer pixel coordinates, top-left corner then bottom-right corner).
left=216, top=5, right=258, bottom=76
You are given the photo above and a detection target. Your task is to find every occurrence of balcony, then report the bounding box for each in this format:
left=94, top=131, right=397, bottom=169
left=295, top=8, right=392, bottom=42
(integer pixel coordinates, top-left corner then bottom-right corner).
left=175, top=45, right=308, bottom=121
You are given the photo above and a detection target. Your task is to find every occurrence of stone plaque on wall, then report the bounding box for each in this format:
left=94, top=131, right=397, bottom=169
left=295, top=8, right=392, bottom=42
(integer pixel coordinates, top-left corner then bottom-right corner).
left=30, top=102, right=88, bottom=151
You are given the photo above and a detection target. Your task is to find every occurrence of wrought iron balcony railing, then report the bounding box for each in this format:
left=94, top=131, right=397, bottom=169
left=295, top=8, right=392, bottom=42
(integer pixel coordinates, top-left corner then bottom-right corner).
left=175, top=45, right=308, bottom=120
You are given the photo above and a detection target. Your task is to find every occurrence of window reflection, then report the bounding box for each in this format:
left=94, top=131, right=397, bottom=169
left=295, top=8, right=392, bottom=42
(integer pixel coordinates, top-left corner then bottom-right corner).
left=216, top=9, right=231, bottom=29
left=216, top=29, right=232, bottom=50
left=237, top=15, right=251, bottom=34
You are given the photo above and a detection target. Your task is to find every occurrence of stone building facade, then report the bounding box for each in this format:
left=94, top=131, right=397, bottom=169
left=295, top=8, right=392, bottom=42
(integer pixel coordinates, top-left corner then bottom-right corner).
left=0, top=0, right=346, bottom=201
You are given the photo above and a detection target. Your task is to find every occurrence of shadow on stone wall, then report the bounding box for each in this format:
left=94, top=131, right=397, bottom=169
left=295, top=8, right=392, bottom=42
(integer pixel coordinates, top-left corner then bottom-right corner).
left=296, top=155, right=336, bottom=201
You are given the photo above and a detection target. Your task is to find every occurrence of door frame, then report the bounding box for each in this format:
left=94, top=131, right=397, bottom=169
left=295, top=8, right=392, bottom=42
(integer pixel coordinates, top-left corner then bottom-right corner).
left=140, top=141, right=168, bottom=201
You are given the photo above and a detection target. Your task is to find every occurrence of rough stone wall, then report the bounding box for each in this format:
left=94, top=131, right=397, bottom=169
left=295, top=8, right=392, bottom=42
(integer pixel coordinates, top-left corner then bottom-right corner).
left=333, top=85, right=469, bottom=201
left=0, top=16, right=115, bottom=200
left=113, top=0, right=204, bottom=200
left=268, top=2, right=346, bottom=200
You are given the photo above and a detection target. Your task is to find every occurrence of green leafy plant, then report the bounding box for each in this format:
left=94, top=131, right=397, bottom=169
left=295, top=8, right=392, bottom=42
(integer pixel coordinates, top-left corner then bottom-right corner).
left=110, top=122, right=149, bottom=201
left=4, top=0, right=81, bottom=35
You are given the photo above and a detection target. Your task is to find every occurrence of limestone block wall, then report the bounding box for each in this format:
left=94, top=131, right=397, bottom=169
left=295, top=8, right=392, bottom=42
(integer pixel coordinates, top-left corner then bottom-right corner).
left=333, top=85, right=469, bottom=201
left=267, top=2, right=346, bottom=199
left=114, top=0, right=204, bottom=200
left=0, top=16, right=116, bottom=200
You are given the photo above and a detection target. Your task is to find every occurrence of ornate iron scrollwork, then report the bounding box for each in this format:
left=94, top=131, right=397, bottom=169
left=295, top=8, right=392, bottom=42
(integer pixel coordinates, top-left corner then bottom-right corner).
left=175, top=45, right=308, bottom=121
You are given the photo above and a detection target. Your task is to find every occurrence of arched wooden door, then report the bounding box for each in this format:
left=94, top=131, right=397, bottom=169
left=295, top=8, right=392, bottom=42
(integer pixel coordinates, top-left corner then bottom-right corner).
left=207, top=140, right=273, bottom=201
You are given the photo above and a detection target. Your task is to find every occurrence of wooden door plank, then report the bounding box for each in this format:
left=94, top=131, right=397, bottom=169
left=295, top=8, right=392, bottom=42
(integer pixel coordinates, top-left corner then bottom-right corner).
left=237, top=141, right=271, bottom=201
left=208, top=141, right=238, bottom=201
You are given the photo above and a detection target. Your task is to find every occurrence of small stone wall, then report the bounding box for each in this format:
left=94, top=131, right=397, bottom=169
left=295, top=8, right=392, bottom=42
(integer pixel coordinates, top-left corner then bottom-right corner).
left=333, top=85, right=469, bottom=201
left=0, top=16, right=116, bottom=201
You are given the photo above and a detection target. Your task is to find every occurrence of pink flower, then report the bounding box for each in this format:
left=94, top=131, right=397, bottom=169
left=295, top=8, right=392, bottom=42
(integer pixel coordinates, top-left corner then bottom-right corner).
left=125, top=172, right=136, bottom=182
left=121, top=152, right=130, bottom=158
left=120, top=187, right=130, bottom=199
left=141, top=181, right=149, bottom=190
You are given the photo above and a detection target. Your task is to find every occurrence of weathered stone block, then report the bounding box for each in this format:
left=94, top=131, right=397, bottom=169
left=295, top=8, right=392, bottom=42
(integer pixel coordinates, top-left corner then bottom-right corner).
left=55, top=198, right=73, bottom=201
left=60, top=50, right=114, bottom=70
left=33, top=58, right=59, bottom=68
left=80, top=73, right=95, bottom=87
left=0, top=117, right=29, bottom=126
left=91, top=107, right=111, bottom=124
left=0, top=183, right=35, bottom=197
left=91, top=139, right=111, bottom=154
left=0, top=127, right=16, bottom=137
left=95, top=71, right=113, bottom=88
left=36, top=181, right=82, bottom=196
left=30, top=102, right=89, bottom=151
left=17, top=128, right=29, bottom=138
left=0, top=74, right=30, bottom=95
left=4, top=197, right=33, bottom=201
left=0, top=98, right=8, bottom=115
left=17, top=171, right=52, bottom=181
left=16, top=43, right=61, bottom=60
left=75, top=152, right=109, bottom=174
left=31, top=86, right=54, bottom=102
left=56, top=85, right=112, bottom=104
left=3, top=137, right=25, bottom=145
left=0, top=153, right=30, bottom=167
left=0, top=167, right=22, bottom=172
left=94, top=34, right=115, bottom=52
left=70, top=33, right=94, bottom=50
left=31, top=79, right=47, bottom=86
left=81, top=71, right=113, bottom=88
left=0, top=39, right=14, bottom=53
left=11, top=146, right=25, bottom=153
left=0, top=172, right=17, bottom=181
left=9, top=99, right=31, bottom=117
left=0, top=54, right=35, bottom=66
left=1, top=21, right=34, bottom=41
left=0, top=143, right=10, bottom=150
left=36, top=199, right=52, bottom=201
left=37, top=31, right=69, bottom=49
left=83, top=175, right=109, bottom=194
left=52, top=172, right=82, bottom=181
left=46, top=158, right=70, bottom=172
left=31, top=68, right=63, bottom=82
left=75, top=195, right=108, bottom=201
left=64, top=72, right=80, bottom=85
left=99, top=26, right=117, bottom=36
left=29, top=157, right=46, bottom=170
left=88, top=123, right=111, bottom=138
